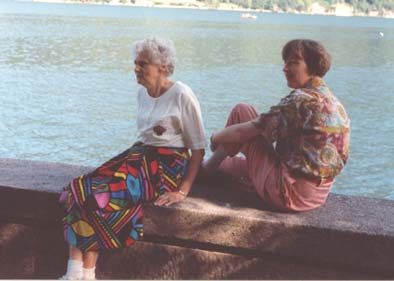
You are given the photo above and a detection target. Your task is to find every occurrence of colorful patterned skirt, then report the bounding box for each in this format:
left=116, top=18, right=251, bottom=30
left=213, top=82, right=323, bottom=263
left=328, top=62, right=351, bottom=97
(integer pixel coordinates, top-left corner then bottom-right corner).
left=59, top=142, right=190, bottom=251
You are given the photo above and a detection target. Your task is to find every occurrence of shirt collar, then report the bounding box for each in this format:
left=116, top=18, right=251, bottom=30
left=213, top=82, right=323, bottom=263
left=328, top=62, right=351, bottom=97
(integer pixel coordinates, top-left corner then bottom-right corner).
left=306, top=76, right=325, bottom=88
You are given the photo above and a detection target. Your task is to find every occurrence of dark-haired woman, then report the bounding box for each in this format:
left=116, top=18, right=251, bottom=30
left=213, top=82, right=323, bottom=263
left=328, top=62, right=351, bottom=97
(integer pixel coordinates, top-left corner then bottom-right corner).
left=202, top=39, right=350, bottom=212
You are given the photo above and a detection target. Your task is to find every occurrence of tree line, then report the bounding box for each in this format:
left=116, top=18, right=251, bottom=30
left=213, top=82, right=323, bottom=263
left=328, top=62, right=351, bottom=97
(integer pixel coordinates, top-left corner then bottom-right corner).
left=202, top=0, right=394, bottom=14
left=80, top=0, right=394, bottom=15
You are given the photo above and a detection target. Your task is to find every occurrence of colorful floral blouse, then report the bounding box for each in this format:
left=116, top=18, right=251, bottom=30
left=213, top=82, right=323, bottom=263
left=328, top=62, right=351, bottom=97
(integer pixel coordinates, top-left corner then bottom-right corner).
left=253, top=77, right=350, bottom=178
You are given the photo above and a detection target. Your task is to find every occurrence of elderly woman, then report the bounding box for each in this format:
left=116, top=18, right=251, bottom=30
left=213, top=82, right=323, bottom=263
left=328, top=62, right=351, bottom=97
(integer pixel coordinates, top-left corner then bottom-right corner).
left=59, top=37, right=206, bottom=280
left=202, top=39, right=350, bottom=212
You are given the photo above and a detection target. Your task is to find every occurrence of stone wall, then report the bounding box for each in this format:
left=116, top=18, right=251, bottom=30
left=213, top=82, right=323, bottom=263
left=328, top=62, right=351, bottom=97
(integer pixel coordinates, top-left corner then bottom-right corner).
left=1, top=158, right=394, bottom=279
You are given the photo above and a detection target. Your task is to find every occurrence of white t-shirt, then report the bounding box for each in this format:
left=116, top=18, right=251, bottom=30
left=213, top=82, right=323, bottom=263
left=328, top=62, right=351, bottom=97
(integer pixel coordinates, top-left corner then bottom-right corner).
left=136, top=81, right=206, bottom=150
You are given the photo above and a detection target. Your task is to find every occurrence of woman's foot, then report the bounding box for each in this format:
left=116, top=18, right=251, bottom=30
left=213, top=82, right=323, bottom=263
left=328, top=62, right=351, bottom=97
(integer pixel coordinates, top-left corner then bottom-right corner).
left=58, top=275, right=82, bottom=280
left=83, top=267, right=96, bottom=280
left=59, top=259, right=83, bottom=280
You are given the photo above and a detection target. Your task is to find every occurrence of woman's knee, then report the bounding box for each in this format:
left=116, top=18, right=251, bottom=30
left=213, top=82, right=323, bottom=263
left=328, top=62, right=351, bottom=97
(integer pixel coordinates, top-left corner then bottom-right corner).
left=232, top=102, right=253, bottom=112
left=227, top=103, right=258, bottom=125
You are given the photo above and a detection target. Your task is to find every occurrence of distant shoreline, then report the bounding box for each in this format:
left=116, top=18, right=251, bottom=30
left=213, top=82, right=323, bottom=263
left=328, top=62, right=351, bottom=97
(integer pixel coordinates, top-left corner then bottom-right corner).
left=29, top=0, right=272, bottom=12
left=28, top=0, right=394, bottom=19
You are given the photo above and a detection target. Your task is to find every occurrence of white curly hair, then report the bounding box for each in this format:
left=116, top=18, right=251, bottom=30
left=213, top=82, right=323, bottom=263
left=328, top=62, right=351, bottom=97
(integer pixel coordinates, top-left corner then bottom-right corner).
left=131, top=37, right=176, bottom=76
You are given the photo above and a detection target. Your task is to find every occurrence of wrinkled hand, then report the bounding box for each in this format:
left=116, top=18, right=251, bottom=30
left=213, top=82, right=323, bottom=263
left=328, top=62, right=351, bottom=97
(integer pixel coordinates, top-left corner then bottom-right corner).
left=210, top=133, right=218, bottom=152
left=154, top=192, right=185, bottom=207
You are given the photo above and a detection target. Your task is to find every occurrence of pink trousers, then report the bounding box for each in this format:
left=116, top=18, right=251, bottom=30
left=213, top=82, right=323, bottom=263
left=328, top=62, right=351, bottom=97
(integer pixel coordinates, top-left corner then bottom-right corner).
left=219, top=103, right=333, bottom=212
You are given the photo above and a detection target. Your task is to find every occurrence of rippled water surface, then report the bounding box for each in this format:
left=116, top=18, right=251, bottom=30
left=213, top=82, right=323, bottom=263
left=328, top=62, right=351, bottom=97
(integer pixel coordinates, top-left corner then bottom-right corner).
left=1, top=0, right=394, bottom=199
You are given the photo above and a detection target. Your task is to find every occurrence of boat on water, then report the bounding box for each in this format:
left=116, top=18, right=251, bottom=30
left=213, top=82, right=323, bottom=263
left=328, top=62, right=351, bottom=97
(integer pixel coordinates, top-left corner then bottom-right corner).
left=240, top=13, right=257, bottom=19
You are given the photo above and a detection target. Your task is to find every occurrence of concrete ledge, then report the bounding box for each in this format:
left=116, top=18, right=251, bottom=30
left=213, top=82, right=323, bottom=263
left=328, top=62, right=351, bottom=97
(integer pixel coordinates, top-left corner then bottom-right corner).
left=1, top=158, right=394, bottom=279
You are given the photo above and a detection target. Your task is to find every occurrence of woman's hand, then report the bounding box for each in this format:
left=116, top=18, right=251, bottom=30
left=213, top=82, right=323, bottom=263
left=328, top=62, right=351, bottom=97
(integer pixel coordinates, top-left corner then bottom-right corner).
left=210, top=133, right=218, bottom=152
left=154, top=191, right=186, bottom=207
left=153, top=149, right=203, bottom=207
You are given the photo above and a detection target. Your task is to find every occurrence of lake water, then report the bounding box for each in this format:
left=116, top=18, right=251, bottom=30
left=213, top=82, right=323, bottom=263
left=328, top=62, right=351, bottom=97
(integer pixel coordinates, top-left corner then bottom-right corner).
left=1, top=0, right=393, bottom=199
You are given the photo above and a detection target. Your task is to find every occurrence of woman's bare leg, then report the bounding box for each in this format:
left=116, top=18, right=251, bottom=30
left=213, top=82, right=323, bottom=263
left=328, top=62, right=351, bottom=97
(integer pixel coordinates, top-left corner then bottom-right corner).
left=83, top=251, right=99, bottom=269
left=82, top=251, right=99, bottom=280
left=69, top=245, right=83, bottom=261
left=60, top=246, right=84, bottom=279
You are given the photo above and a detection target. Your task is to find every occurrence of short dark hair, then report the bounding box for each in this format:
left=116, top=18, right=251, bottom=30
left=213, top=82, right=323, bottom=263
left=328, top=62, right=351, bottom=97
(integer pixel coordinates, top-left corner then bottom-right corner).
left=282, top=39, right=331, bottom=77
